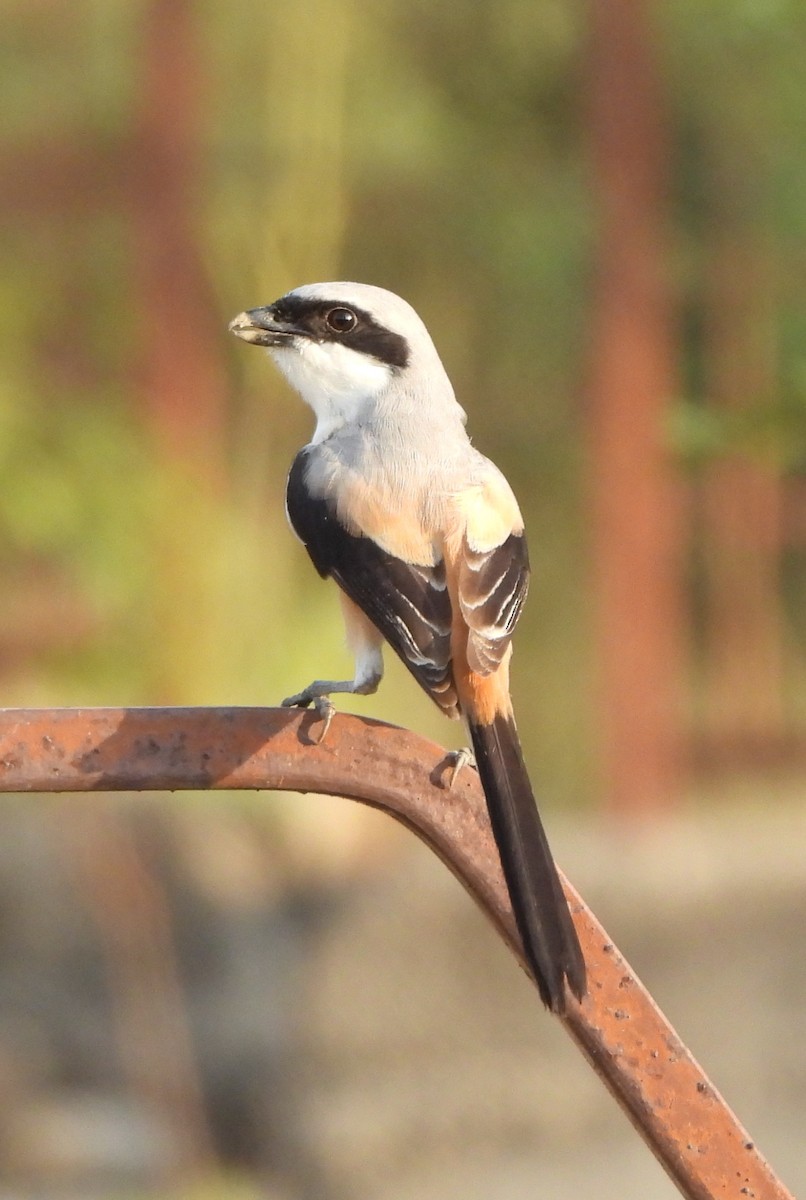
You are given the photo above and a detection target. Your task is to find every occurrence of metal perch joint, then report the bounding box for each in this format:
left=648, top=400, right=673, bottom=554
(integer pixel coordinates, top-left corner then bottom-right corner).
left=0, top=705, right=794, bottom=1200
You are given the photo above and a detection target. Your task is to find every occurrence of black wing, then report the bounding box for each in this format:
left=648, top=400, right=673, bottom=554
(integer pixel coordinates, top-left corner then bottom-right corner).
left=458, top=532, right=530, bottom=675
left=286, top=450, right=458, bottom=716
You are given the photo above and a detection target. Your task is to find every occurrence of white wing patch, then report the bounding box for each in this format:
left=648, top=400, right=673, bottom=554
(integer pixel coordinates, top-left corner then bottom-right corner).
left=448, top=465, right=530, bottom=675
left=459, top=533, right=530, bottom=674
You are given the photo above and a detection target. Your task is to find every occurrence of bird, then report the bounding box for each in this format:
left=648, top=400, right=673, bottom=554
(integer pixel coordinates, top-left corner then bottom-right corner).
left=229, top=282, right=586, bottom=1013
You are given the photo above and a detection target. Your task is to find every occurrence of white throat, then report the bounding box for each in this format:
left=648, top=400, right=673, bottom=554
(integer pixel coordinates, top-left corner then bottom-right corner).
left=269, top=339, right=393, bottom=443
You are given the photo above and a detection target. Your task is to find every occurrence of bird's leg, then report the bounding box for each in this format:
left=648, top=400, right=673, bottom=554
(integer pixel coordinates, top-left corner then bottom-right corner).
left=282, top=671, right=381, bottom=740
left=282, top=598, right=385, bottom=740
left=282, top=627, right=384, bottom=742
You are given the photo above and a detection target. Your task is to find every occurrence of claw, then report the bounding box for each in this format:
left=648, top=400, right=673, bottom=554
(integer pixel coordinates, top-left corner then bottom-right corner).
left=311, top=696, right=335, bottom=742
left=281, top=689, right=334, bottom=743
left=445, top=747, right=477, bottom=788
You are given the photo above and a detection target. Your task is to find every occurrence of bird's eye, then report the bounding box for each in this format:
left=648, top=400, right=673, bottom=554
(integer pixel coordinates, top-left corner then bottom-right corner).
left=326, top=307, right=357, bottom=334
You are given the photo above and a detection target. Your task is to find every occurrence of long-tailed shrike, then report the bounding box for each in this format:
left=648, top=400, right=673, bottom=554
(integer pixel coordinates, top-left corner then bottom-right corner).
left=229, top=282, right=585, bottom=1013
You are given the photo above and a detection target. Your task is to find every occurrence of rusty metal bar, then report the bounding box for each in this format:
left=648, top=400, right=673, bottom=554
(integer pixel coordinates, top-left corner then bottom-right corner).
left=0, top=706, right=794, bottom=1200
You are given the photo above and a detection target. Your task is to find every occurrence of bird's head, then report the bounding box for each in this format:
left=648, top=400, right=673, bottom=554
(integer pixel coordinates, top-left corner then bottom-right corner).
left=229, top=282, right=459, bottom=431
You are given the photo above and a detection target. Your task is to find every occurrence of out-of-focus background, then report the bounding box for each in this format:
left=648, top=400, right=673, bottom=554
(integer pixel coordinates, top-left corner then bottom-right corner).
left=1, top=2, right=806, bottom=1197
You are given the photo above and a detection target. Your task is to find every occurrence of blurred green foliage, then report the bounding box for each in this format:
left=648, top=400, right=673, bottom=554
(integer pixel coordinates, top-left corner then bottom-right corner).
left=2, top=0, right=806, bottom=806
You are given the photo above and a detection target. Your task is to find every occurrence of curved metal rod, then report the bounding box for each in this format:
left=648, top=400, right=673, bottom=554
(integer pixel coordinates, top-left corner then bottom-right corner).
left=0, top=705, right=793, bottom=1200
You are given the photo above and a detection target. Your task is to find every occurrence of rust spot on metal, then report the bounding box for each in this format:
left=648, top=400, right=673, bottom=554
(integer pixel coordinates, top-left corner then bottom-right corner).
left=0, top=706, right=795, bottom=1200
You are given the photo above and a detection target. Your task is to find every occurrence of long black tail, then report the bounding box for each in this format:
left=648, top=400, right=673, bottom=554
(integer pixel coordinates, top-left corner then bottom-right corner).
left=469, top=713, right=586, bottom=1013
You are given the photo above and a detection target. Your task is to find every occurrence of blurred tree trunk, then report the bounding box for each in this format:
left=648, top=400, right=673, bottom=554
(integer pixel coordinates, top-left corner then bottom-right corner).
left=128, top=0, right=228, bottom=469
left=701, top=235, right=784, bottom=762
left=587, top=0, right=685, bottom=814
left=126, top=0, right=231, bottom=700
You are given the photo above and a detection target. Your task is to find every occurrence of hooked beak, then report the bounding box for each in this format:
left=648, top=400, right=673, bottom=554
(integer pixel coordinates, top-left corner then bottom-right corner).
left=228, top=307, right=298, bottom=348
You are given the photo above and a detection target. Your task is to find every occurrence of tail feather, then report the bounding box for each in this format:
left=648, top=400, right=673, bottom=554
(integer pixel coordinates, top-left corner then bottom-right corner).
left=469, top=714, right=586, bottom=1013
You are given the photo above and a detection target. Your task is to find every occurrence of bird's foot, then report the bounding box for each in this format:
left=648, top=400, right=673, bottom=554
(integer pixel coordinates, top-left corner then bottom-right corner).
left=444, top=747, right=477, bottom=789
left=281, top=687, right=335, bottom=742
